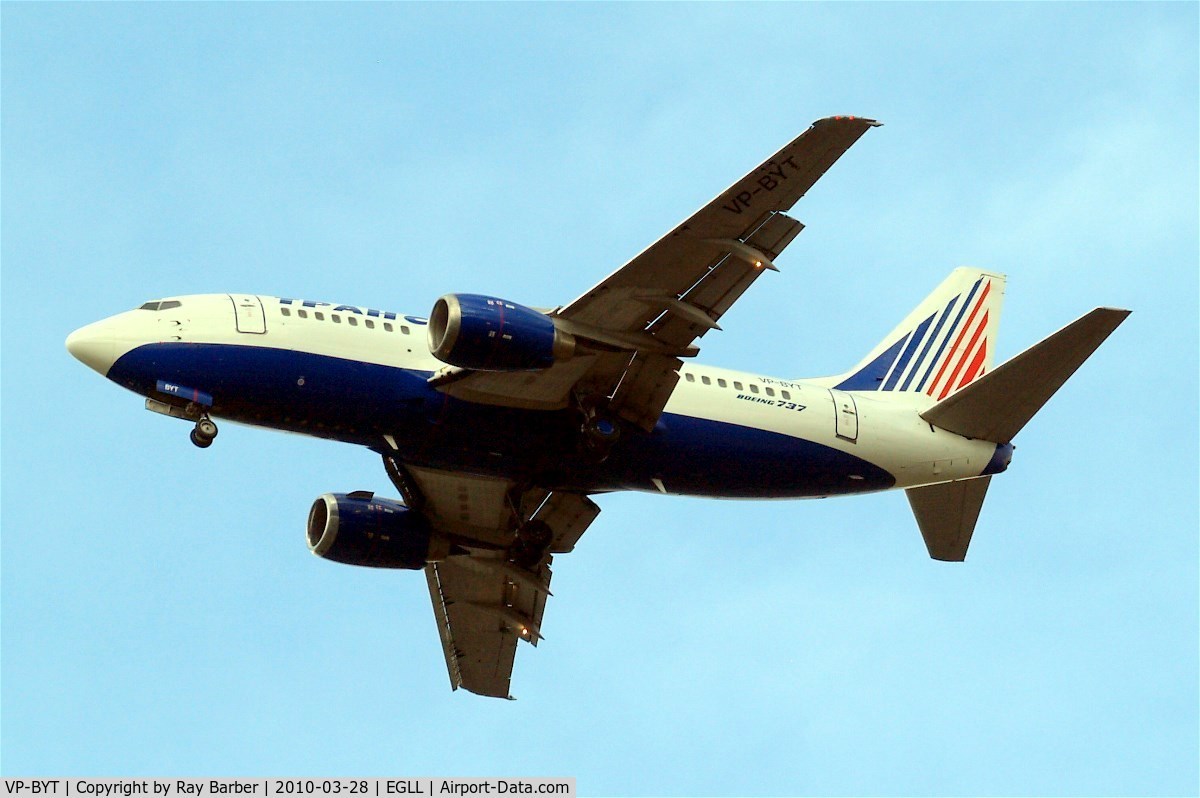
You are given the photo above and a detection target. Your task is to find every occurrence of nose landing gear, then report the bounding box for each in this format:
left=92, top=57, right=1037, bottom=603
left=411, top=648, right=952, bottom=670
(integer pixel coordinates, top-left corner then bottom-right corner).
left=189, top=416, right=219, bottom=448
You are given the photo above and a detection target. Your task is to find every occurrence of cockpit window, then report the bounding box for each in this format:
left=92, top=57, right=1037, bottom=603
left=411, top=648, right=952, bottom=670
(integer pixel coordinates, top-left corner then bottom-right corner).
left=137, top=300, right=182, bottom=311
left=138, top=302, right=161, bottom=311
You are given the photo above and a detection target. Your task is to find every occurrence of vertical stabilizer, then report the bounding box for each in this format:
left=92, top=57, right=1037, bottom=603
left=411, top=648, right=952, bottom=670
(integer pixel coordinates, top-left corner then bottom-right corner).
left=907, top=476, right=992, bottom=561
left=833, top=268, right=1006, bottom=398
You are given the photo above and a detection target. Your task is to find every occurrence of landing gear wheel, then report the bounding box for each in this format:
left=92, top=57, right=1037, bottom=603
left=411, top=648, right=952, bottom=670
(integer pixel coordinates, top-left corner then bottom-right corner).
left=579, top=413, right=621, bottom=462
left=582, top=415, right=621, bottom=446
left=509, top=541, right=543, bottom=570
left=520, top=520, right=553, bottom=550
left=509, top=520, right=554, bottom=569
left=190, top=415, right=218, bottom=448
left=196, top=417, right=218, bottom=439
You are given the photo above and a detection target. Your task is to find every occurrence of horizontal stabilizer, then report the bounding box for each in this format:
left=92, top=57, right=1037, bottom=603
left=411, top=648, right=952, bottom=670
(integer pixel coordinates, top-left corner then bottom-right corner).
left=907, top=476, right=992, bottom=561
left=921, top=308, right=1130, bottom=442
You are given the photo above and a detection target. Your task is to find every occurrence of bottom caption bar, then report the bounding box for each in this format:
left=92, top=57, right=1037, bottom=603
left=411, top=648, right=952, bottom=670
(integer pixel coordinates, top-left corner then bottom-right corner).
left=1, top=780, right=575, bottom=798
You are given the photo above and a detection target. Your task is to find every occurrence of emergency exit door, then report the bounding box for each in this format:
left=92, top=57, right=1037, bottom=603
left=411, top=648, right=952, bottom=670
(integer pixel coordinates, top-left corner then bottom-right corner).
left=829, top=389, right=859, bottom=442
left=229, top=294, right=267, bottom=334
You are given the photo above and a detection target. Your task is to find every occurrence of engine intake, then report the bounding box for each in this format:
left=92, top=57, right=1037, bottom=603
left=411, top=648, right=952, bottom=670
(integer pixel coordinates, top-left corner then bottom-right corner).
left=428, top=293, right=575, bottom=371
left=307, top=492, right=434, bottom=569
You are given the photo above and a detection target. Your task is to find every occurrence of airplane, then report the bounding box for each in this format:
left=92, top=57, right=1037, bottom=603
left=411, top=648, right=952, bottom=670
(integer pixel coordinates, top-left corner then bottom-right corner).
left=65, top=116, right=1129, bottom=699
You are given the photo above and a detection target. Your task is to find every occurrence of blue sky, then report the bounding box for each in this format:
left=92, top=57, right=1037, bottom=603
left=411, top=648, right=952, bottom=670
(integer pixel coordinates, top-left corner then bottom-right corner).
left=2, top=3, right=1197, bottom=795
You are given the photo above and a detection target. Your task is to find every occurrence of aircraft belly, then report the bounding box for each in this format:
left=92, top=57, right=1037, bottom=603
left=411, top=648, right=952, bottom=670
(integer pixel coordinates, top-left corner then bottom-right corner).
left=107, top=342, right=586, bottom=476
left=107, top=342, right=432, bottom=445
left=609, top=413, right=895, bottom=498
left=107, top=342, right=899, bottom=497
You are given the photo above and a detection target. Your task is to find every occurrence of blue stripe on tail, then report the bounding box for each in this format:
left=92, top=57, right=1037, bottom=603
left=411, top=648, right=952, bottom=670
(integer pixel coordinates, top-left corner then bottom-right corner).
left=883, top=314, right=934, bottom=390
left=915, top=277, right=982, bottom=393
left=900, top=296, right=958, bottom=391
left=834, top=337, right=908, bottom=390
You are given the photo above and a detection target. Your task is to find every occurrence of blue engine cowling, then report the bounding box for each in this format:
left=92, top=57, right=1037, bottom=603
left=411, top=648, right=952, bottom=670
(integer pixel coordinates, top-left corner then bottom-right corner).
left=307, top=492, right=432, bottom=569
left=428, top=293, right=575, bottom=371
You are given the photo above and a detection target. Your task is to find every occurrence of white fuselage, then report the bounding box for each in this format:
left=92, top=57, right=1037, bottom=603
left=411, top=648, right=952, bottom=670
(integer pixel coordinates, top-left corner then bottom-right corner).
left=67, top=294, right=1008, bottom=499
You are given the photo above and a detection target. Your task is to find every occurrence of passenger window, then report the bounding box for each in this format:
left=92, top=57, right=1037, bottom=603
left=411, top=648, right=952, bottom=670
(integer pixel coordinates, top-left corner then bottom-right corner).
left=401, top=325, right=411, bottom=335
left=365, top=319, right=375, bottom=329
left=701, top=376, right=711, bottom=386
left=734, top=381, right=743, bottom=391
left=348, top=317, right=358, bottom=327
left=281, top=307, right=291, bottom=317
left=781, top=390, right=791, bottom=400
left=750, top=384, right=759, bottom=394
left=765, top=387, right=775, bottom=397
left=298, top=309, right=308, bottom=319
left=332, top=314, right=341, bottom=324
left=384, top=322, right=394, bottom=332
left=684, top=373, right=695, bottom=383
left=718, top=379, right=727, bottom=388
left=315, top=312, right=325, bottom=321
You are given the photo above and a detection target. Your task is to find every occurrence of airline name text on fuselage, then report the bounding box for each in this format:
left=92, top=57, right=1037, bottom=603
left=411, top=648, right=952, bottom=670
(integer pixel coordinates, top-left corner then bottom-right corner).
left=278, top=298, right=427, bottom=325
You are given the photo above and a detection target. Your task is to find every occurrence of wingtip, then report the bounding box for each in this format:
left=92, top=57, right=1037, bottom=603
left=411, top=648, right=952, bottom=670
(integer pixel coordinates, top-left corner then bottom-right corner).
left=1092, top=307, right=1133, bottom=324
left=816, top=115, right=883, bottom=128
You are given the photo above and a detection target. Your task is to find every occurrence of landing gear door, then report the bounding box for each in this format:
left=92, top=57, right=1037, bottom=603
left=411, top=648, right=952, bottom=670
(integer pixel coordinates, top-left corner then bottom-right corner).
left=229, top=295, right=267, bottom=334
left=829, top=389, right=859, bottom=443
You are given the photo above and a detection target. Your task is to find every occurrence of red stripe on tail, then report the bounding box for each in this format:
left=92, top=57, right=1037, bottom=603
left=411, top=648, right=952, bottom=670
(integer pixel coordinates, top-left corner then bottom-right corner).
left=957, top=339, right=987, bottom=390
left=927, top=280, right=991, bottom=396
left=939, top=309, right=990, bottom=399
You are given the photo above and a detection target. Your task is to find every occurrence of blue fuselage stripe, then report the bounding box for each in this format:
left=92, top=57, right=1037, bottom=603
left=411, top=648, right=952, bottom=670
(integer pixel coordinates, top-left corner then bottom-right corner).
left=107, top=342, right=896, bottom=498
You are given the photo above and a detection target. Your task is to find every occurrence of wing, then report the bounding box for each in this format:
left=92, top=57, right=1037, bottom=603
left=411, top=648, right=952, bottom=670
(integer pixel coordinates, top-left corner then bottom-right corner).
left=390, top=458, right=600, bottom=698
left=433, top=116, right=880, bottom=429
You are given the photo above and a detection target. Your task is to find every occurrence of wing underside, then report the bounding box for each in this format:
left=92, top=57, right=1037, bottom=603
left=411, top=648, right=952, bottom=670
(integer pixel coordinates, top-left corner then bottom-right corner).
left=399, top=462, right=600, bottom=698
left=425, top=556, right=547, bottom=699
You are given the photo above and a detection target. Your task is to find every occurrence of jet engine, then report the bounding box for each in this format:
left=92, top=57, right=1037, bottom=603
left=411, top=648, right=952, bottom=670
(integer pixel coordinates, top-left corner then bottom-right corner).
left=428, top=293, right=575, bottom=371
left=307, top=492, right=434, bottom=569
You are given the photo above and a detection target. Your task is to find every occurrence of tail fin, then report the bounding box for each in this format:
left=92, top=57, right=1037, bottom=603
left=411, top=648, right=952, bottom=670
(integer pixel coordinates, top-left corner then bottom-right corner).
left=907, top=476, right=991, bottom=561
left=910, top=306, right=1129, bottom=562
left=831, top=268, right=1006, bottom=398
left=921, top=307, right=1130, bottom=443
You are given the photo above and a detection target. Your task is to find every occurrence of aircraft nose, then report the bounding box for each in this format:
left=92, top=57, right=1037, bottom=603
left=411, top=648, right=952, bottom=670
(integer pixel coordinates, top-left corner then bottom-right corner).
left=66, top=321, right=118, bottom=375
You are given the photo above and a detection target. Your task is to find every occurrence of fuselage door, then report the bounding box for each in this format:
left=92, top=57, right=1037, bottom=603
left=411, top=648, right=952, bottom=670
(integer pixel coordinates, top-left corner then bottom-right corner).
left=229, top=294, right=267, bottom=334
left=829, top=389, right=859, bottom=442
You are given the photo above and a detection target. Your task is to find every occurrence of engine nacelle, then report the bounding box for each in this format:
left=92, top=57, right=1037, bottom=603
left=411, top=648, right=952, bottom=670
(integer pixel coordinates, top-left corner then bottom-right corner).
left=428, top=293, right=575, bottom=371
left=307, top=492, right=434, bottom=569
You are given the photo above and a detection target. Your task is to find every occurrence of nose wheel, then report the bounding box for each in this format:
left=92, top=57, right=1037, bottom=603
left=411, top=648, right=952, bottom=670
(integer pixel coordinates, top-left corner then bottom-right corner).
left=190, top=416, right=218, bottom=448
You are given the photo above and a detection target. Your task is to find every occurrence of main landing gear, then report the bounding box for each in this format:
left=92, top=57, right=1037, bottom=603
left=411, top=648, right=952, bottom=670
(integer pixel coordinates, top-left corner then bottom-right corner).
left=189, top=416, right=219, bottom=448
left=576, top=396, right=621, bottom=462
left=508, top=519, right=553, bottom=569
